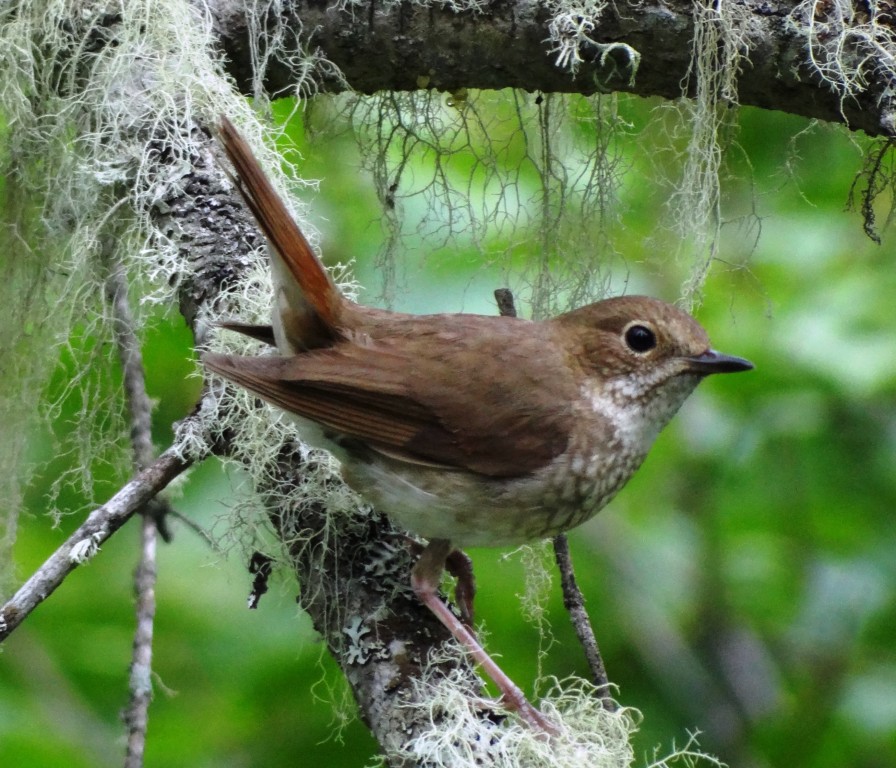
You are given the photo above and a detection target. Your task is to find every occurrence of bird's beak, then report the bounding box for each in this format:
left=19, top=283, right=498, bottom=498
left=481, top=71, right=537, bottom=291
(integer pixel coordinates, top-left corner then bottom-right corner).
left=685, top=349, right=754, bottom=375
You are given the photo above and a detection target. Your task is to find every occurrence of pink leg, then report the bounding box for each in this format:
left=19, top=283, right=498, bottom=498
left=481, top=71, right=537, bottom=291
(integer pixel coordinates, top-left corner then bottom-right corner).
left=401, top=536, right=477, bottom=631
left=445, top=547, right=476, bottom=629
left=412, top=539, right=559, bottom=735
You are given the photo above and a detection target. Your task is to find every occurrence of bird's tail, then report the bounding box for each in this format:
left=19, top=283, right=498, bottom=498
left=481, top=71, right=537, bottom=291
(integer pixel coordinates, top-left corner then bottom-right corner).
left=218, top=116, right=343, bottom=350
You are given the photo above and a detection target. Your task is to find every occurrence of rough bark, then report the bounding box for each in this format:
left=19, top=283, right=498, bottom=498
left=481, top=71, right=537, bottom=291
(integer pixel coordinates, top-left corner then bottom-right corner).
left=211, top=0, right=896, bottom=137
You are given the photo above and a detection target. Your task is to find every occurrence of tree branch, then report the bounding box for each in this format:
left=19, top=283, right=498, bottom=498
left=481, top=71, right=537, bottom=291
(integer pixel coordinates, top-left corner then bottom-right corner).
left=104, top=250, right=165, bottom=768
left=212, top=0, right=896, bottom=137
left=0, top=447, right=192, bottom=643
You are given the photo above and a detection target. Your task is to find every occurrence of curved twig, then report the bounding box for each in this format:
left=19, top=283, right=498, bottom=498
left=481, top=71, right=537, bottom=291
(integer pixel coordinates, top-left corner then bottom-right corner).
left=0, top=447, right=193, bottom=643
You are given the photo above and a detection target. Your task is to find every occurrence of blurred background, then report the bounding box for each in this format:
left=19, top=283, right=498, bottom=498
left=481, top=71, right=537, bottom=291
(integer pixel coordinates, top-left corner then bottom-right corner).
left=1, top=94, right=894, bottom=767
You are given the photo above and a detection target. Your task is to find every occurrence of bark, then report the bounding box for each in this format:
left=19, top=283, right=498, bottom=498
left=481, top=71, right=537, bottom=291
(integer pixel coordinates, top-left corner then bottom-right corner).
left=211, top=0, right=896, bottom=137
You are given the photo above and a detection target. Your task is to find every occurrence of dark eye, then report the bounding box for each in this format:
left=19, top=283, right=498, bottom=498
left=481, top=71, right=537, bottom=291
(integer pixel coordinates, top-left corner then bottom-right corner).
left=624, top=324, right=657, bottom=353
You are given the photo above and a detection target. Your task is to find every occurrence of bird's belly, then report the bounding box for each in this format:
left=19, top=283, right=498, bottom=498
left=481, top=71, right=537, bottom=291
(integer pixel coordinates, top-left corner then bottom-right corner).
left=340, top=448, right=645, bottom=548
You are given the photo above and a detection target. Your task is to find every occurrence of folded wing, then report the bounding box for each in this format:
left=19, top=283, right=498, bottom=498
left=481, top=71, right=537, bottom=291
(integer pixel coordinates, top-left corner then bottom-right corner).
left=204, top=332, right=575, bottom=477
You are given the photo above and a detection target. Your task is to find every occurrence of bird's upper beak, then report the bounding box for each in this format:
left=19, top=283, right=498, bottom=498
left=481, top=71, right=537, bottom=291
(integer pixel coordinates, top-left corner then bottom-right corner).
left=685, top=349, right=754, bottom=375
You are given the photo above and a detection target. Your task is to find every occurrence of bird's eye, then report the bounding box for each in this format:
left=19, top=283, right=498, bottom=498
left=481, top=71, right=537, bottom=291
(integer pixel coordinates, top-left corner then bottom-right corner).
left=624, top=323, right=657, bottom=353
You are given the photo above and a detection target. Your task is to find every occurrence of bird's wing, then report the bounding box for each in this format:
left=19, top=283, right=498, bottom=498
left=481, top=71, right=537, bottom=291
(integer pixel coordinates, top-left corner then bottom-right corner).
left=203, top=332, right=577, bottom=477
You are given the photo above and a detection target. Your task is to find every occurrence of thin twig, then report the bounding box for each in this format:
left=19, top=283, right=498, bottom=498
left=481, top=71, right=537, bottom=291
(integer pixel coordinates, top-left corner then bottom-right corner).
left=494, top=287, right=518, bottom=318
left=104, top=255, right=161, bottom=768
left=106, top=259, right=156, bottom=472
left=493, top=287, right=614, bottom=706
left=0, top=448, right=192, bottom=643
left=126, top=509, right=158, bottom=768
left=165, top=509, right=217, bottom=549
left=553, top=533, right=616, bottom=709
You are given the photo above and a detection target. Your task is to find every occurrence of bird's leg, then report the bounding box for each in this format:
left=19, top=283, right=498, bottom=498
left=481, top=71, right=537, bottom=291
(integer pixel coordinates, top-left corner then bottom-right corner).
left=411, top=538, right=559, bottom=735
left=444, top=547, right=476, bottom=629
left=399, top=537, right=476, bottom=630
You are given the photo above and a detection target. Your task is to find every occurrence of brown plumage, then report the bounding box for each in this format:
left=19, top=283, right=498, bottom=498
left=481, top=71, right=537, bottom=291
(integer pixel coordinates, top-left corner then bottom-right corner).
left=205, top=117, right=753, bottom=732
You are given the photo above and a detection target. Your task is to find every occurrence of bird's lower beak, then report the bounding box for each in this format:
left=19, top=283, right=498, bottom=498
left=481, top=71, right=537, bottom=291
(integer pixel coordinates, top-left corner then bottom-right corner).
left=685, top=350, right=754, bottom=375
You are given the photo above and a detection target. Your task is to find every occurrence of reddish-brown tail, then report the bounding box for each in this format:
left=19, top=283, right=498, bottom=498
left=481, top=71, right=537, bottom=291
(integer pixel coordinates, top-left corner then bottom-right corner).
left=218, top=116, right=342, bottom=341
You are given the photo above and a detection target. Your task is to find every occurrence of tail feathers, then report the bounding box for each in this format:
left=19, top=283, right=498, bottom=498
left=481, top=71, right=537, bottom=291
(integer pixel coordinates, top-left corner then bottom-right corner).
left=218, top=321, right=277, bottom=347
left=218, top=116, right=343, bottom=346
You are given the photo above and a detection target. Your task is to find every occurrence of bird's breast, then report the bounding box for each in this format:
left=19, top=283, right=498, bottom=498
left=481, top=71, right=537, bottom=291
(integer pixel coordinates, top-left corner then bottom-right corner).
left=336, top=417, right=645, bottom=547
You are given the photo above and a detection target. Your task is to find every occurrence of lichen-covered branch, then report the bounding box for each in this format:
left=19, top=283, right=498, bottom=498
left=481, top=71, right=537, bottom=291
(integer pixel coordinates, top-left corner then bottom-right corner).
left=0, top=448, right=191, bottom=642
left=211, top=0, right=896, bottom=137
left=104, top=253, right=169, bottom=768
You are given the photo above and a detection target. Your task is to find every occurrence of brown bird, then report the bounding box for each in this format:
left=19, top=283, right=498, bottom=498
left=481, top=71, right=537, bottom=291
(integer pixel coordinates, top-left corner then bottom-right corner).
left=204, top=116, right=753, bottom=733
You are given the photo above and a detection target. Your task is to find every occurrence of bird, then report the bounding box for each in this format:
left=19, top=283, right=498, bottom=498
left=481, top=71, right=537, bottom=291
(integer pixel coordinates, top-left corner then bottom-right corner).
left=204, top=116, right=753, bottom=733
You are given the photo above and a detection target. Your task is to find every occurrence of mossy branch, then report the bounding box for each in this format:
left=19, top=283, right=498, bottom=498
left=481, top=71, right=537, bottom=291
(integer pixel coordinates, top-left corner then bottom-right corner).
left=212, top=0, right=896, bottom=137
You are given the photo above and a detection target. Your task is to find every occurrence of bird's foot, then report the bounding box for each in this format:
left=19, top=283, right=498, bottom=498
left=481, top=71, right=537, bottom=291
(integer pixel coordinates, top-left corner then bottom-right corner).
left=412, top=539, right=559, bottom=736
left=402, top=535, right=477, bottom=632
left=497, top=692, right=560, bottom=736
left=445, top=547, right=476, bottom=629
